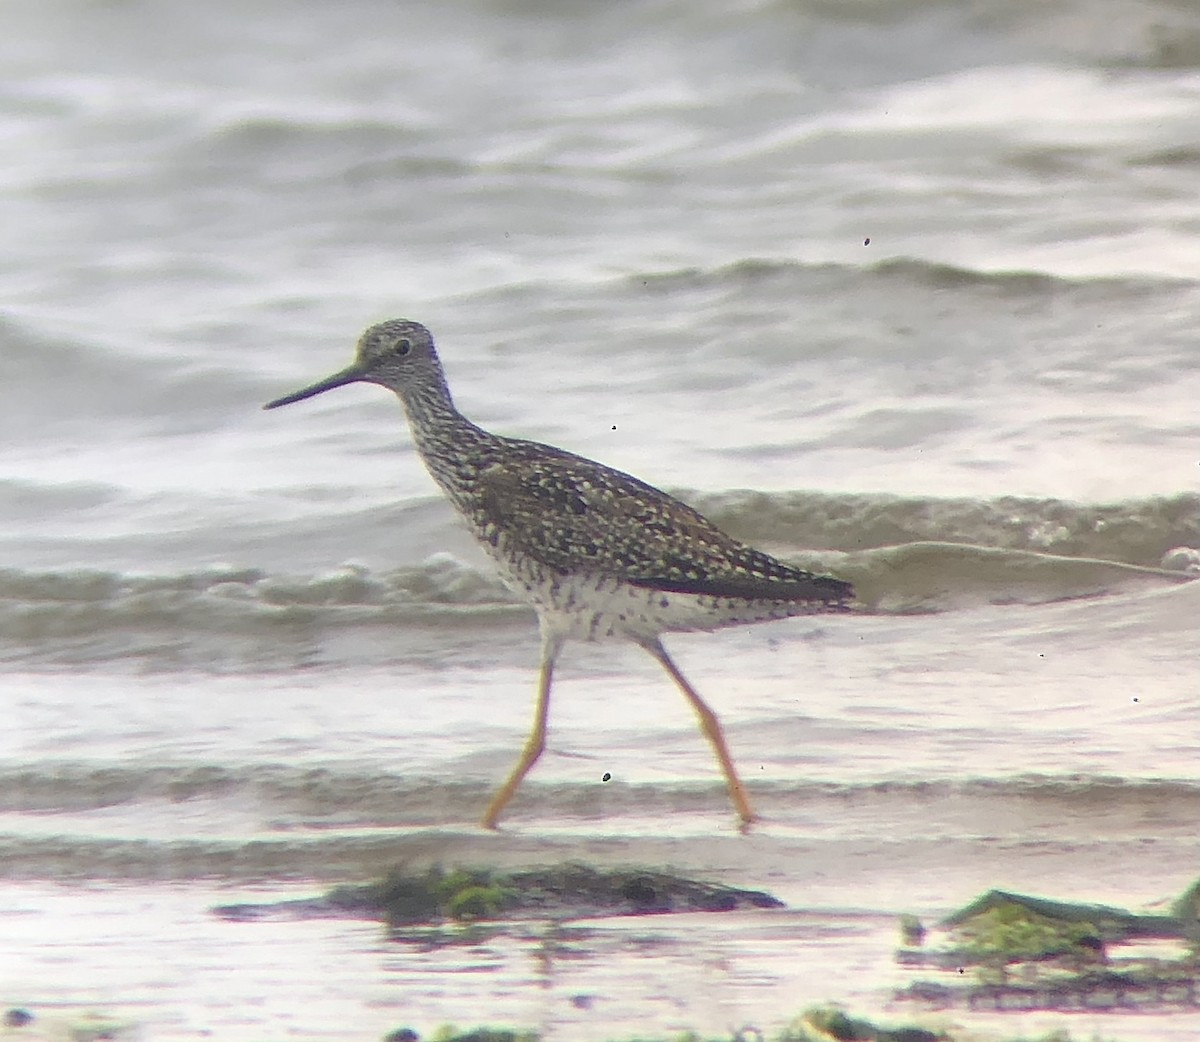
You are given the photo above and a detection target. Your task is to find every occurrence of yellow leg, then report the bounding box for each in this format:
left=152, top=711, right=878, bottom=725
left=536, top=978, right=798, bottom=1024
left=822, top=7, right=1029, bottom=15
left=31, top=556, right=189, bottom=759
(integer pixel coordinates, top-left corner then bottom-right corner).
left=481, top=630, right=562, bottom=830
left=641, top=638, right=757, bottom=829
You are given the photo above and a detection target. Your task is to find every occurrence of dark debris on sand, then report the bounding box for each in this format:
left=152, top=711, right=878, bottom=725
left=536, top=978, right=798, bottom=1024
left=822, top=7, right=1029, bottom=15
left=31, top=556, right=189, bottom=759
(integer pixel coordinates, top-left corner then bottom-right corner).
left=212, top=862, right=783, bottom=926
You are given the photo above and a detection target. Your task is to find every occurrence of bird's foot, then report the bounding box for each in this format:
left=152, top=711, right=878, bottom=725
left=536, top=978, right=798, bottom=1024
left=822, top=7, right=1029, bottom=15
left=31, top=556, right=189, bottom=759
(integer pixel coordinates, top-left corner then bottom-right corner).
left=737, top=813, right=760, bottom=835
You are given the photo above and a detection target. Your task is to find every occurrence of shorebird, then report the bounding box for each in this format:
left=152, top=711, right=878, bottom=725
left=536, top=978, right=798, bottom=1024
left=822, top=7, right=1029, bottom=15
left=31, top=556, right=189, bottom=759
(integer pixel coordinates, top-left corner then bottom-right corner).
left=265, top=319, right=853, bottom=829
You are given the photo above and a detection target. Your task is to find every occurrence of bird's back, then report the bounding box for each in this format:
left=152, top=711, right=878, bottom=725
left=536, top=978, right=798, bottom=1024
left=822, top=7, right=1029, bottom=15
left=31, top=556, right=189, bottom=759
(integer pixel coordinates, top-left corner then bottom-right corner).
left=417, top=429, right=852, bottom=638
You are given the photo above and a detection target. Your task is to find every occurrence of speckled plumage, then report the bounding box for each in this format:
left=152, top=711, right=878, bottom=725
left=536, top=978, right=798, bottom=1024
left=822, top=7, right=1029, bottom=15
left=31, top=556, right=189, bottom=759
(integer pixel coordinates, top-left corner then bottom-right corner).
left=265, top=318, right=854, bottom=830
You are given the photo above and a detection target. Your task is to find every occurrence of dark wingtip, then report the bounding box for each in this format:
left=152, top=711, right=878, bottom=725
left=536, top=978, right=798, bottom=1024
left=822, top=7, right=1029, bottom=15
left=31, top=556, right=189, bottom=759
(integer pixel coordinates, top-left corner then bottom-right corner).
left=819, top=574, right=855, bottom=604
left=627, top=569, right=855, bottom=608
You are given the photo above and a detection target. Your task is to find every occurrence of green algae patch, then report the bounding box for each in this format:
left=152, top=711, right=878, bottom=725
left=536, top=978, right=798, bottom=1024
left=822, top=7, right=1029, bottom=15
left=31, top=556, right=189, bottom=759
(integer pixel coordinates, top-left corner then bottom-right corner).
left=352, top=866, right=517, bottom=925
left=381, top=1008, right=1125, bottom=1042
left=943, top=889, right=1187, bottom=941
left=955, top=903, right=1106, bottom=975
left=430, top=1029, right=539, bottom=1042
left=212, top=862, right=783, bottom=926
left=384, top=1030, right=538, bottom=1042
left=895, top=886, right=1200, bottom=1012
left=781, top=1004, right=943, bottom=1042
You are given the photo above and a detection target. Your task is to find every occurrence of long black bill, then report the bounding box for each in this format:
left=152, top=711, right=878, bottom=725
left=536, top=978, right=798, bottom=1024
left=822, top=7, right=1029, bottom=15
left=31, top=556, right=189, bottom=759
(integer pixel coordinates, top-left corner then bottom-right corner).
left=263, top=364, right=367, bottom=410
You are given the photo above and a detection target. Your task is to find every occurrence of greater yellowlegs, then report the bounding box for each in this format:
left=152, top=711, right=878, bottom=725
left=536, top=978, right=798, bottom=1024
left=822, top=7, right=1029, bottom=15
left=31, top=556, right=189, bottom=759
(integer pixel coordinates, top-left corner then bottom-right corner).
left=265, top=320, right=853, bottom=829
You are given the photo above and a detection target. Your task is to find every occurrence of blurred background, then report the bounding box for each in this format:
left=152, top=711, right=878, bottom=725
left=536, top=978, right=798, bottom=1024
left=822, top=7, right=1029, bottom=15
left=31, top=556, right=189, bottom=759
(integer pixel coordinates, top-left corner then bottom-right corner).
left=3, top=0, right=1200, bottom=584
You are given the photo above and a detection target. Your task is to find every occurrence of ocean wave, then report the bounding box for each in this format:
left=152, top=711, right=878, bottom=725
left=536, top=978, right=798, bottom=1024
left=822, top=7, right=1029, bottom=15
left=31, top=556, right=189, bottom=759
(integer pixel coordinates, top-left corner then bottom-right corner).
left=0, top=543, right=1187, bottom=650
left=0, top=314, right=259, bottom=435
left=848, top=542, right=1190, bottom=614
left=0, top=317, right=151, bottom=434
left=0, top=768, right=1193, bottom=881
left=797, top=0, right=1200, bottom=71
left=0, top=761, right=488, bottom=816
left=692, top=489, right=1200, bottom=571
left=0, top=488, right=1194, bottom=664
left=631, top=255, right=1197, bottom=297
left=0, top=555, right=520, bottom=654
left=2, top=762, right=1194, bottom=816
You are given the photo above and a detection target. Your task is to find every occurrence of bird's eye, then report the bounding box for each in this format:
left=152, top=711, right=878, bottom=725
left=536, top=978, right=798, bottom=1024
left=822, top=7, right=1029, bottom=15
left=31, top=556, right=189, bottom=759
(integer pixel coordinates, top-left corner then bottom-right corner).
left=395, top=337, right=412, bottom=356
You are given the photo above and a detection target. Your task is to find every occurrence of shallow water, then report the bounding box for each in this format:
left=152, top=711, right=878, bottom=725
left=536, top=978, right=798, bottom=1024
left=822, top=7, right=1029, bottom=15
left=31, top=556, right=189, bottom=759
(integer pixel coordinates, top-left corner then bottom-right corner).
left=2, top=0, right=1199, bottom=1038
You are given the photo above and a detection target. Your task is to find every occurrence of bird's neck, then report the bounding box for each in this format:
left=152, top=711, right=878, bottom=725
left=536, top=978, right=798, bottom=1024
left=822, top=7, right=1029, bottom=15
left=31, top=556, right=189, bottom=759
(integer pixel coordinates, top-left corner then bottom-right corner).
left=392, top=374, right=492, bottom=492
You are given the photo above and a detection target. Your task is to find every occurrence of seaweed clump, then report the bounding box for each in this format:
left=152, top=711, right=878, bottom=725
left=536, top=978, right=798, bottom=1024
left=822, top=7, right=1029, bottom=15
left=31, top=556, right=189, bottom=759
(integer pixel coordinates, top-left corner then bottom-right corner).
left=213, top=862, right=783, bottom=926
left=895, top=887, right=1200, bottom=1011
left=381, top=1007, right=1120, bottom=1042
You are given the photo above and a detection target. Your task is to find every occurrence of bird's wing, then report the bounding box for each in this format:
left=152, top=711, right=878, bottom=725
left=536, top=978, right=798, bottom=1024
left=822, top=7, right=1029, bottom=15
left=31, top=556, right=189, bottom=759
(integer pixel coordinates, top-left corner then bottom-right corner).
left=474, top=442, right=851, bottom=606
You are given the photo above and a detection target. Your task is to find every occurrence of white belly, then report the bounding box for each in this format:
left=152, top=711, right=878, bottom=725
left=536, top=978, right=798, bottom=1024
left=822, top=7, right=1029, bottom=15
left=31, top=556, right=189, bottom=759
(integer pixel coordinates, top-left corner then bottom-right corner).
left=487, top=543, right=808, bottom=643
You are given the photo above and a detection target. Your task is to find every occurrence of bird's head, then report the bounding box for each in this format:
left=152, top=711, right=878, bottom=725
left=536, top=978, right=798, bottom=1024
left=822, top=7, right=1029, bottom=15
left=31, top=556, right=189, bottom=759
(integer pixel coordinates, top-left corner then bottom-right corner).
left=263, top=319, right=439, bottom=410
